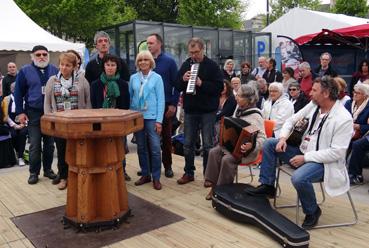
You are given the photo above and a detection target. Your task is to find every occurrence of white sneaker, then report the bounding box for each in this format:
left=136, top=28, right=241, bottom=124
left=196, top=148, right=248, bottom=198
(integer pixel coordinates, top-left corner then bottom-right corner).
left=18, top=158, right=25, bottom=167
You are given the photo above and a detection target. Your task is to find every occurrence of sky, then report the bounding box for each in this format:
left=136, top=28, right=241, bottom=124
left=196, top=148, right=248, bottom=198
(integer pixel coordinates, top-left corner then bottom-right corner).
left=244, top=0, right=331, bottom=19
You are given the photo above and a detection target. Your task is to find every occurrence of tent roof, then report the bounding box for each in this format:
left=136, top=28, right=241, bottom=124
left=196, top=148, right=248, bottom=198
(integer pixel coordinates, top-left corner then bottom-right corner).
left=0, top=0, right=84, bottom=53
left=262, top=8, right=369, bottom=39
left=295, top=24, right=369, bottom=47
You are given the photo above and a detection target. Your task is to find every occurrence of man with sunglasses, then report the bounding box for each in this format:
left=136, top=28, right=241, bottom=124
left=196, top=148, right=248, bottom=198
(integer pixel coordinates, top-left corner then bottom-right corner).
left=246, top=76, right=353, bottom=229
left=14, top=45, right=58, bottom=184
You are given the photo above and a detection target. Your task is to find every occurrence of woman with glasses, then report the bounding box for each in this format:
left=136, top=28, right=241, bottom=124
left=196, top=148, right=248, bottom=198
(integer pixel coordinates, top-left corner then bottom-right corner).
left=129, top=51, right=165, bottom=190
left=288, top=81, right=309, bottom=113
left=344, top=83, right=369, bottom=185
left=262, top=82, right=294, bottom=137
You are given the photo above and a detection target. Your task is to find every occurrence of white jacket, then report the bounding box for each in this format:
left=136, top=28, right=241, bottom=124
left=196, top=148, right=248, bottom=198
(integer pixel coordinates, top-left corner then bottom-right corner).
left=262, top=96, right=294, bottom=138
left=280, top=101, right=353, bottom=197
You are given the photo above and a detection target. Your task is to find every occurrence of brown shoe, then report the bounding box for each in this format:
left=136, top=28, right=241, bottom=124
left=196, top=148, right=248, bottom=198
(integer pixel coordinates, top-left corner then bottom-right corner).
left=153, top=180, right=162, bottom=190
left=57, top=179, right=67, bottom=190
left=203, top=180, right=213, bottom=188
left=177, top=174, right=194, bottom=185
left=205, top=188, right=213, bottom=201
left=134, top=176, right=151, bottom=186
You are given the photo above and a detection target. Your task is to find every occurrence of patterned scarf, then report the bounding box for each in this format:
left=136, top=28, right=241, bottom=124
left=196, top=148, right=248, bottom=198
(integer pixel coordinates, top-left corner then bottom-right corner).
left=100, top=73, right=120, bottom=108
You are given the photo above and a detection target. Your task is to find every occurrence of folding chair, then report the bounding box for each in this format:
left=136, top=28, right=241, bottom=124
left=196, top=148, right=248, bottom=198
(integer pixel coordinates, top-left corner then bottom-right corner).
left=273, top=164, right=358, bottom=229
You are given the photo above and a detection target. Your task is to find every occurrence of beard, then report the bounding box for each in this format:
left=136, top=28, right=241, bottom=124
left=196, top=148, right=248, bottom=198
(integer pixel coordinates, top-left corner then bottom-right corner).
left=33, top=59, right=49, bottom=68
left=31, top=55, right=50, bottom=68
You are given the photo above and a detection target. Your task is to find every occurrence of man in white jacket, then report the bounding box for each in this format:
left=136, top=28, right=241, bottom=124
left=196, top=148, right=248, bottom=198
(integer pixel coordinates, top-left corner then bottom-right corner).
left=246, top=76, right=353, bottom=230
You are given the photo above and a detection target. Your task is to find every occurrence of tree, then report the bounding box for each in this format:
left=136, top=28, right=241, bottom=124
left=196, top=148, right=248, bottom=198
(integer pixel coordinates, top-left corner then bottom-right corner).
left=177, top=0, right=245, bottom=29
left=126, top=0, right=178, bottom=23
left=332, top=0, right=369, bottom=18
left=269, top=0, right=320, bottom=23
left=15, top=0, right=137, bottom=47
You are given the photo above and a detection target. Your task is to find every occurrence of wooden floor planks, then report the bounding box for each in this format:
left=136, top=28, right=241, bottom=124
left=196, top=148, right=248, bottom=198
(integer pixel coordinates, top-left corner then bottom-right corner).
left=0, top=152, right=368, bottom=248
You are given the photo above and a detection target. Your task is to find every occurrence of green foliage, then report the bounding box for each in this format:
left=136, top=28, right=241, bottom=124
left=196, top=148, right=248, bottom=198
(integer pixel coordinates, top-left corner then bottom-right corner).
left=177, top=0, right=245, bottom=29
left=126, top=0, right=178, bottom=23
left=14, top=0, right=137, bottom=48
left=332, top=0, right=369, bottom=18
left=269, top=0, right=320, bottom=23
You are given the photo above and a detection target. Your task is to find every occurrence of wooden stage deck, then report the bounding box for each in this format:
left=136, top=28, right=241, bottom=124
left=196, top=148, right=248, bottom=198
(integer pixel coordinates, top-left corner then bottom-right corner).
left=1, top=150, right=369, bottom=248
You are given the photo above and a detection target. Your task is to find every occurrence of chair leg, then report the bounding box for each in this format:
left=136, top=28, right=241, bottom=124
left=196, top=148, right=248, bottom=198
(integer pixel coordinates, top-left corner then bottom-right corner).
left=235, top=166, right=238, bottom=183
left=248, top=165, right=254, bottom=183
left=311, top=191, right=358, bottom=229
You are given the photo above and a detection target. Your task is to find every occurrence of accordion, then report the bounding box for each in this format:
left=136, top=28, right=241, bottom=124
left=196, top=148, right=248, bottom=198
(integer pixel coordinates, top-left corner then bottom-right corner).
left=219, top=117, right=259, bottom=160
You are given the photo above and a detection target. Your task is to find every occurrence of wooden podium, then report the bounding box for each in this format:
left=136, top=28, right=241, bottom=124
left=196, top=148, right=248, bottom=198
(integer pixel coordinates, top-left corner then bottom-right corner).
left=41, top=109, right=143, bottom=230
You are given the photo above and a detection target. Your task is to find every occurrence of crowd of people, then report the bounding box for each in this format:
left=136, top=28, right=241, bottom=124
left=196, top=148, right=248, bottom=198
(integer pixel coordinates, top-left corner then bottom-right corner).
left=1, top=32, right=369, bottom=230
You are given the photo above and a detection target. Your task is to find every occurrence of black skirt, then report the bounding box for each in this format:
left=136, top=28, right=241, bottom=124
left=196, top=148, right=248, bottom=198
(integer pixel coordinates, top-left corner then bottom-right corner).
left=0, top=138, right=17, bottom=168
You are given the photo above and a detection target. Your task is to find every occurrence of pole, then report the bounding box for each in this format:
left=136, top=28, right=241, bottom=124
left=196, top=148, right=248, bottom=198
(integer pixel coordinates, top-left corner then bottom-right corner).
left=266, top=0, right=270, bottom=26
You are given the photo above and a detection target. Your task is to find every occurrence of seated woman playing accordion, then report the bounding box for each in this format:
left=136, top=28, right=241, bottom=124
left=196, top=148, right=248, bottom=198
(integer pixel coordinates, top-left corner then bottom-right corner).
left=204, top=84, right=266, bottom=200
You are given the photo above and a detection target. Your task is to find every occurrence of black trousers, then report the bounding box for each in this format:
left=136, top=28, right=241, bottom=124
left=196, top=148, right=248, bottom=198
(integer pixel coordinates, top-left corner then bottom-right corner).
left=55, top=137, right=68, bottom=179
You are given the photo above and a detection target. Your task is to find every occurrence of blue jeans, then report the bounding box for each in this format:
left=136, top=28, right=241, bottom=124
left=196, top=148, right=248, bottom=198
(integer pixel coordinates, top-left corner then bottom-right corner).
left=183, top=111, right=216, bottom=176
left=135, top=119, right=161, bottom=180
left=27, top=108, right=55, bottom=175
left=259, top=138, right=324, bottom=215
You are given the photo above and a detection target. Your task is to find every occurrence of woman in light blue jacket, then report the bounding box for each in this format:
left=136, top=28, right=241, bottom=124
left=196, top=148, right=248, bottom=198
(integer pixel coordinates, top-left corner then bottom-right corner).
left=129, top=50, right=165, bottom=190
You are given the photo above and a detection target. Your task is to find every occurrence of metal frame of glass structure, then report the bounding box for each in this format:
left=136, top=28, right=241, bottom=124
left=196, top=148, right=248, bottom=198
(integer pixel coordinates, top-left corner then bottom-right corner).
left=102, top=20, right=271, bottom=72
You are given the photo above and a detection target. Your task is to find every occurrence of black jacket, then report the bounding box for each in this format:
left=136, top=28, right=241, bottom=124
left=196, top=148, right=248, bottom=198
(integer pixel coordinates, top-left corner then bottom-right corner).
left=238, top=73, right=256, bottom=84
left=216, top=95, right=237, bottom=121
left=313, top=64, right=337, bottom=79
left=90, top=78, right=130, bottom=110
left=223, top=69, right=236, bottom=82
left=2, top=74, right=17, bottom=97
left=290, top=92, right=310, bottom=113
left=175, top=56, right=223, bottom=114
left=85, top=55, right=130, bottom=84
left=262, top=69, right=283, bottom=84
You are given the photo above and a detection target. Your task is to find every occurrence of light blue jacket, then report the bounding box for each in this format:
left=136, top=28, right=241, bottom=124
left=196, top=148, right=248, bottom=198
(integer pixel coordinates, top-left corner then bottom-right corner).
left=129, top=71, right=165, bottom=123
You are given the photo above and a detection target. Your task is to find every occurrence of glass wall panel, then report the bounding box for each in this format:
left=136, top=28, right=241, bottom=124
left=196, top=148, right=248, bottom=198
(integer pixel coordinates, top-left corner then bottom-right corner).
left=135, top=23, right=162, bottom=49
left=193, top=28, right=218, bottom=62
left=164, top=25, right=192, bottom=66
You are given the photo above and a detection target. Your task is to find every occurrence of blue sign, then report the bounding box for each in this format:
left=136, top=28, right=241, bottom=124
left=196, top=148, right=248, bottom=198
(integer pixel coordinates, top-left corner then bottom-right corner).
left=257, top=41, right=266, bottom=57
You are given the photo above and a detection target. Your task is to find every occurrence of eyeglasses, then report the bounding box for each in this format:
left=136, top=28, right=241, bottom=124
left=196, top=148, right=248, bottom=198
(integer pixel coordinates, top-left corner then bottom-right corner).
left=289, top=88, right=298, bottom=91
left=34, top=53, right=48, bottom=57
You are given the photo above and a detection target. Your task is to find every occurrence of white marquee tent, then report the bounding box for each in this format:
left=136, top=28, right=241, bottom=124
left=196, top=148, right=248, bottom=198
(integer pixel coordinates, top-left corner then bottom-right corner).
left=262, top=8, right=369, bottom=52
left=0, top=0, right=85, bottom=74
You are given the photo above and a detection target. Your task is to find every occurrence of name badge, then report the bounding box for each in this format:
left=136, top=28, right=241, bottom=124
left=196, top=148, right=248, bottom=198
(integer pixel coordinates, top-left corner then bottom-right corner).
left=41, top=86, right=46, bottom=95
left=300, top=136, right=310, bottom=153
left=64, top=101, right=71, bottom=110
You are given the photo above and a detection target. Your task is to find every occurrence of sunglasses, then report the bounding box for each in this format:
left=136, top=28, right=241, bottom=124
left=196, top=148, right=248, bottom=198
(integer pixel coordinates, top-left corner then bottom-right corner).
left=289, top=88, right=298, bottom=91
left=35, top=53, right=48, bottom=57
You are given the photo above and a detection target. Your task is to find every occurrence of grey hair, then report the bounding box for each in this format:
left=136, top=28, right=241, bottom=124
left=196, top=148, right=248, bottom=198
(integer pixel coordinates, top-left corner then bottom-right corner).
left=223, top=59, right=234, bottom=70
left=269, top=82, right=284, bottom=94
left=238, top=84, right=259, bottom=106
left=257, top=78, right=267, bottom=86
left=354, top=83, right=369, bottom=97
left=94, top=31, right=111, bottom=45
left=288, top=81, right=300, bottom=90
left=299, top=61, right=311, bottom=70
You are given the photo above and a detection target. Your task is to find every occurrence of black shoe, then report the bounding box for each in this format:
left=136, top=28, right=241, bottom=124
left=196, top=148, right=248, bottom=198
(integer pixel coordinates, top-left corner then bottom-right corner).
left=124, top=172, right=131, bottom=181
left=165, top=168, right=174, bottom=178
left=349, top=174, right=364, bottom=185
left=28, top=174, right=39, bottom=184
left=302, top=206, right=322, bottom=230
left=137, top=170, right=142, bottom=176
left=52, top=175, right=61, bottom=185
left=44, top=170, right=57, bottom=180
left=244, top=184, right=276, bottom=198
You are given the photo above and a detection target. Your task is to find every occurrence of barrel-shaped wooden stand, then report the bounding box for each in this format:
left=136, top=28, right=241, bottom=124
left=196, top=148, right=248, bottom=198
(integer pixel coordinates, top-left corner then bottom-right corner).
left=41, top=109, right=143, bottom=230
